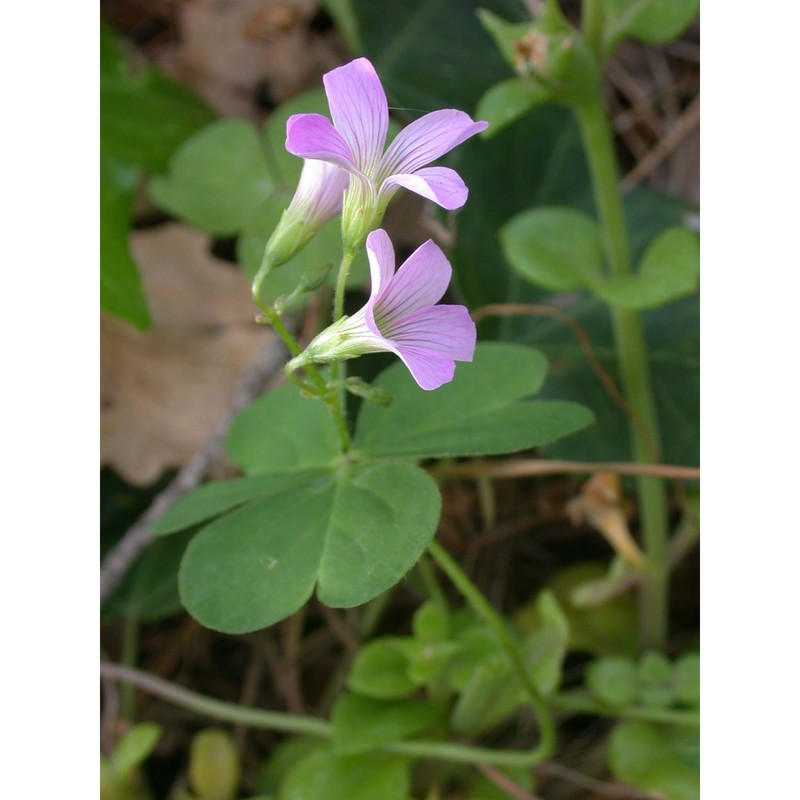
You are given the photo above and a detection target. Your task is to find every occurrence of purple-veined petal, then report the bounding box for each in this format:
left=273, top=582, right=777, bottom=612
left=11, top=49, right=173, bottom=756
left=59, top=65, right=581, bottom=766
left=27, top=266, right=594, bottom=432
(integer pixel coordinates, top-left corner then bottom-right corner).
left=385, top=305, right=476, bottom=362
left=380, top=166, right=468, bottom=210
left=392, top=346, right=457, bottom=391
left=286, top=113, right=356, bottom=172
left=323, top=58, right=389, bottom=175
left=373, top=239, right=452, bottom=324
left=365, top=229, right=396, bottom=301
left=378, top=110, right=488, bottom=176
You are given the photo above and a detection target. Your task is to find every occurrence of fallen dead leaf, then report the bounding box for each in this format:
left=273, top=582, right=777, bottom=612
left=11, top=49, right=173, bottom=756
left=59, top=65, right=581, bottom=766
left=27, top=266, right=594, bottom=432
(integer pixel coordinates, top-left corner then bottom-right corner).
left=101, top=223, right=272, bottom=485
left=154, top=0, right=330, bottom=119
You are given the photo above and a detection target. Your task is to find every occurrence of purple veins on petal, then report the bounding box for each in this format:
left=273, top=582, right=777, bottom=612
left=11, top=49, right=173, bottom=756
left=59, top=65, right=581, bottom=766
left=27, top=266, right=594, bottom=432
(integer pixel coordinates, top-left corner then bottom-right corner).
left=283, top=57, right=487, bottom=213
left=365, top=229, right=477, bottom=390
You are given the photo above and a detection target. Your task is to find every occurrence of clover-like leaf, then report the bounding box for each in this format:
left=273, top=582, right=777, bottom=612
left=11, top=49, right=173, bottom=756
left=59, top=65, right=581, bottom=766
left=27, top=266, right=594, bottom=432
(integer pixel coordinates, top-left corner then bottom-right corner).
left=354, top=342, right=594, bottom=459
left=476, top=77, right=552, bottom=139
left=179, top=462, right=441, bottom=633
left=501, top=206, right=605, bottom=292
left=596, top=227, right=699, bottom=309
left=149, top=119, right=273, bottom=235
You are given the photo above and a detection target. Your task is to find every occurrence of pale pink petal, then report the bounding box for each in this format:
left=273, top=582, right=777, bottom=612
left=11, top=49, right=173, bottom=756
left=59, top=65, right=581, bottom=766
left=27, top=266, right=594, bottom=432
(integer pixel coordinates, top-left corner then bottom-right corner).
left=380, top=166, right=468, bottom=210
left=365, top=229, right=396, bottom=302
left=375, top=239, right=452, bottom=322
left=323, top=58, right=389, bottom=175
left=379, top=110, right=487, bottom=176
left=385, top=305, right=476, bottom=362
left=393, top=346, right=456, bottom=391
left=290, top=160, right=349, bottom=224
left=286, top=113, right=356, bottom=172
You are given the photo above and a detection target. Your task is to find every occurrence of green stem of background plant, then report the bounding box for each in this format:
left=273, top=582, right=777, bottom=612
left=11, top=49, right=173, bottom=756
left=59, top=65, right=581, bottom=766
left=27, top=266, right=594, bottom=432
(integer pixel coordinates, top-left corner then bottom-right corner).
left=574, top=94, right=670, bottom=651
left=427, top=539, right=556, bottom=765
left=581, top=0, right=605, bottom=60
left=101, top=662, right=563, bottom=769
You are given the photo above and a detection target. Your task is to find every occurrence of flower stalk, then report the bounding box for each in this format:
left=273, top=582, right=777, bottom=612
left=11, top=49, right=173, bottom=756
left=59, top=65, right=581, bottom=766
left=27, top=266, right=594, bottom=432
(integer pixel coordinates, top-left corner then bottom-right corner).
left=574, top=92, right=670, bottom=651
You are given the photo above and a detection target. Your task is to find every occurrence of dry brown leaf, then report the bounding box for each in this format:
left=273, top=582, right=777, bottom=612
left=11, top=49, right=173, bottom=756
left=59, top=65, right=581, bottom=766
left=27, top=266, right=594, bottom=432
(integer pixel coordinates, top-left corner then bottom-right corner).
left=101, top=223, right=272, bottom=485
left=154, top=0, right=328, bottom=119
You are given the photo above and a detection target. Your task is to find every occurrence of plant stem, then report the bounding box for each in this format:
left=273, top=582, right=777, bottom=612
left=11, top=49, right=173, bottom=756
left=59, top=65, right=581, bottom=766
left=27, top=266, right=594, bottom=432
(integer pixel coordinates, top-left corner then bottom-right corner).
left=101, top=662, right=555, bottom=768
left=551, top=692, right=699, bottom=727
left=427, top=540, right=556, bottom=765
left=581, top=0, right=605, bottom=61
left=574, top=96, right=670, bottom=651
left=330, top=247, right=359, bottom=445
left=255, top=301, right=351, bottom=452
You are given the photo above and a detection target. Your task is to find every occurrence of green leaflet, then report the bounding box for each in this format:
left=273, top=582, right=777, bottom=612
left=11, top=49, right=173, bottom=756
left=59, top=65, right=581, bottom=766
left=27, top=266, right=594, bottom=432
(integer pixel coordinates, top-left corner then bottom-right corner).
left=354, top=342, right=594, bottom=459
left=179, top=462, right=441, bottom=633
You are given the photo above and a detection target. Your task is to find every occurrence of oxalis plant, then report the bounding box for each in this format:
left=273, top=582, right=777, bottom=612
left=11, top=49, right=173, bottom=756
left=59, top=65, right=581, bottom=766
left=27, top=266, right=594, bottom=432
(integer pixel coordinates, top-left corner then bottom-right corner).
left=102, top=2, right=699, bottom=799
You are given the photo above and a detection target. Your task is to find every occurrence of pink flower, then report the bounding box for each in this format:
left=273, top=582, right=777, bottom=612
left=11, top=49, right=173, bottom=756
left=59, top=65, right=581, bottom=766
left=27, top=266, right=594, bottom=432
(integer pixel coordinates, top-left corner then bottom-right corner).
left=291, top=229, right=476, bottom=390
left=285, top=58, right=487, bottom=247
left=261, top=159, right=350, bottom=269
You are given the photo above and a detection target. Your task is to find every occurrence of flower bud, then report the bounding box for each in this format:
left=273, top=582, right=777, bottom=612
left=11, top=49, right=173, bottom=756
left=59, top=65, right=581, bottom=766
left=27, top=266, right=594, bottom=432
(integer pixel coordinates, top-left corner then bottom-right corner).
left=262, top=160, right=349, bottom=270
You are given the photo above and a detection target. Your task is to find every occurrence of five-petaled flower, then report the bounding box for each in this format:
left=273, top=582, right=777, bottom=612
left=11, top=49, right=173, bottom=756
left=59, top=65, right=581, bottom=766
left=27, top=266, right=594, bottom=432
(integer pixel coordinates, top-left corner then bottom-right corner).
left=286, top=57, right=487, bottom=249
left=289, top=229, right=476, bottom=390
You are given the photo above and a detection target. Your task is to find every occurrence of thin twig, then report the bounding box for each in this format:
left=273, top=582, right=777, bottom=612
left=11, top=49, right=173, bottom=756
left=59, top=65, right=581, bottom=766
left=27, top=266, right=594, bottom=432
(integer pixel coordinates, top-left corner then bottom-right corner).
left=100, top=334, right=289, bottom=602
left=435, top=458, right=699, bottom=482
left=472, top=304, right=659, bottom=459
left=622, top=96, right=700, bottom=189
left=476, top=763, right=544, bottom=800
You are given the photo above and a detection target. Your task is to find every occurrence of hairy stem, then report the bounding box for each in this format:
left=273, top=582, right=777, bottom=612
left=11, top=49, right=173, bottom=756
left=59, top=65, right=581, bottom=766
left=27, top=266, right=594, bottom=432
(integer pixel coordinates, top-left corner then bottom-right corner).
left=575, top=96, right=670, bottom=651
left=427, top=540, right=556, bottom=764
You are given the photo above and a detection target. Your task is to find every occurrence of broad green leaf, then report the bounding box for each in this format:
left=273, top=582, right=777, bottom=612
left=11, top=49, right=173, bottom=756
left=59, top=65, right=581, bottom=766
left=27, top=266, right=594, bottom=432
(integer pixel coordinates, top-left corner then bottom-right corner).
left=111, top=723, right=162, bottom=778
left=347, top=638, right=416, bottom=699
left=100, top=25, right=215, bottom=174
left=188, top=729, right=240, bottom=800
left=477, top=9, right=535, bottom=71
left=586, top=656, right=639, bottom=706
left=605, top=0, right=699, bottom=53
left=501, top=206, right=604, bottom=291
left=280, top=746, right=409, bottom=800
left=149, top=119, right=273, bottom=236
left=610, top=722, right=699, bottom=800
left=331, top=694, right=438, bottom=755
left=477, top=78, right=552, bottom=139
left=152, top=472, right=326, bottom=536
left=100, top=159, right=150, bottom=329
left=102, top=529, right=194, bottom=622
left=353, top=0, right=526, bottom=113
left=152, top=475, right=277, bottom=536
left=597, top=227, right=699, bottom=309
left=179, top=462, right=440, bottom=633
left=355, top=342, right=593, bottom=459
left=226, top=386, right=341, bottom=476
